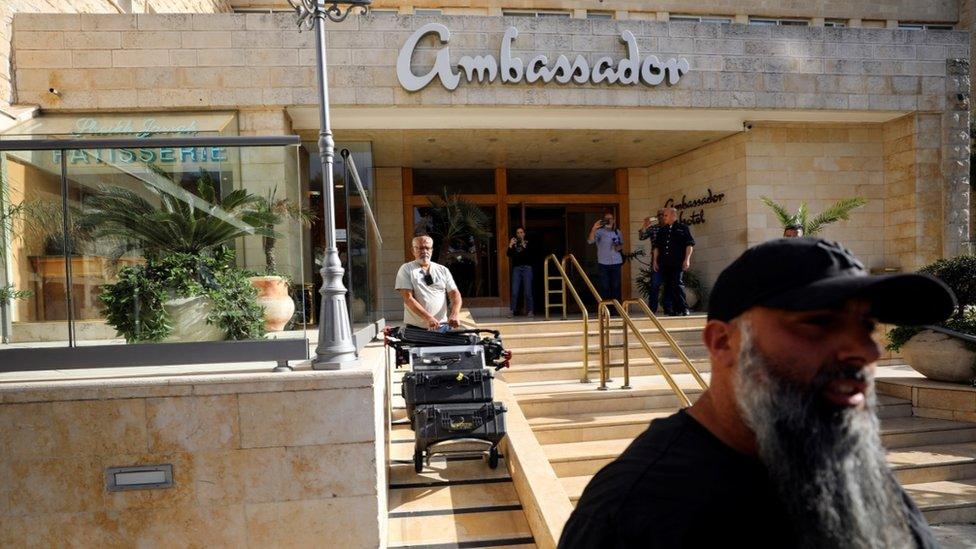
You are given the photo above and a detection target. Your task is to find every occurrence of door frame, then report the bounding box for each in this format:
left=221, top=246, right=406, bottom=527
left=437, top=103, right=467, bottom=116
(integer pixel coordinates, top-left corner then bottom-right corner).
left=402, top=168, right=630, bottom=308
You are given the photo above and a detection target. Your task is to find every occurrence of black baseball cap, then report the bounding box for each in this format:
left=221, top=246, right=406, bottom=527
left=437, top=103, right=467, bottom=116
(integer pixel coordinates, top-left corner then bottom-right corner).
left=708, top=238, right=956, bottom=325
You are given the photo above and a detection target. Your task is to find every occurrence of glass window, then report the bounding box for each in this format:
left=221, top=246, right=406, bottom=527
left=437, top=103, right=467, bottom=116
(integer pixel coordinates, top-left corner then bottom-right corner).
left=413, top=169, right=495, bottom=195
left=824, top=19, right=847, bottom=28
left=502, top=10, right=571, bottom=18
left=414, top=8, right=442, bottom=16
left=507, top=170, right=616, bottom=195
left=899, top=23, right=953, bottom=30
left=412, top=205, right=497, bottom=298
left=670, top=14, right=731, bottom=23
left=749, top=17, right=808, bottom=26
left=368, top=9, right=397, bottom=16
left=587, top=11, right=614, bottom=20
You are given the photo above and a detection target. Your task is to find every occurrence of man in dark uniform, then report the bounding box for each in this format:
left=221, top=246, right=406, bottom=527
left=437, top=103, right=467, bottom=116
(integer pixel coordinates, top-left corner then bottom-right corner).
left=652, top=207, right=695, bottom=316
left=558, top=238, right=954, bottom=549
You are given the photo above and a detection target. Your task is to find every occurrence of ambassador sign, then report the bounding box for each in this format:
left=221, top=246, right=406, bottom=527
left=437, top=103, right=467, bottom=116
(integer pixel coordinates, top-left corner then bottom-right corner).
left=397, top=23, right=692, bottom=92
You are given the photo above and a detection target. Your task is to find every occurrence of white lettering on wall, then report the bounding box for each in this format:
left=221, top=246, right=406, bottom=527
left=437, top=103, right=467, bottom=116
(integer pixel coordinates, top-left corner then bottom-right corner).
left=396, top=23, right=691, bottom=92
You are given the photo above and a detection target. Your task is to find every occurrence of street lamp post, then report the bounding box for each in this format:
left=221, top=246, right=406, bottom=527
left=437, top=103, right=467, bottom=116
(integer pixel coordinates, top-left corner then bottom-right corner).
left=289, top=0, right=370, bottom=370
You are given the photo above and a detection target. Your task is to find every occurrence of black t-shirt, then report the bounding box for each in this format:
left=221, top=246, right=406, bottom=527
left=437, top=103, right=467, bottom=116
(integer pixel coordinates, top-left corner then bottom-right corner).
left=558, top=409, right=937, bottom=549
left=507, top=239, right=533, bottom=267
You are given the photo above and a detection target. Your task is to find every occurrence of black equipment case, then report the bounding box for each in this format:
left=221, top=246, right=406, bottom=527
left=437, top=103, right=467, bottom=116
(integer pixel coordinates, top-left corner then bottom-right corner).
left=402, top=368, right=494, bottom=427
left=412, top=402, right=507, bottom=471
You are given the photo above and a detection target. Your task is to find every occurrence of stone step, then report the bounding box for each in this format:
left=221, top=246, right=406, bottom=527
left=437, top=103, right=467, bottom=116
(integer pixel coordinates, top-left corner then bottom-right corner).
left=500, top=326, right=703, bottom=349
left=387, top=508, right=534, bottom=548
left=389, top=480, right=522, bottom=515
left=526, top=402, right=942, bottom=445
left=509, top=341, right=709, bottom=365
left=513, top=374, right=708, bottom=418
left=500, top=357, right=712, bottom=384
left=548, top=439, right=976, bottom=486
left=481, top=315, right=708, bottom=336
left=905, top=479, right=976, bottom=525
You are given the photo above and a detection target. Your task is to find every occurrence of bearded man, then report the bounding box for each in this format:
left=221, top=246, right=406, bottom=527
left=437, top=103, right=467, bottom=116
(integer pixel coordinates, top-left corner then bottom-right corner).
left=395, top=235, right=462, bottom=330
left=559, top=238, right=955, bottom=548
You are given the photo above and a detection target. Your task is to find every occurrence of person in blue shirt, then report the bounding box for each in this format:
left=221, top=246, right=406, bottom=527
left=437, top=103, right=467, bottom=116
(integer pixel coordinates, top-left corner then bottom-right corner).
left=587, top=211, right=624, bottom=303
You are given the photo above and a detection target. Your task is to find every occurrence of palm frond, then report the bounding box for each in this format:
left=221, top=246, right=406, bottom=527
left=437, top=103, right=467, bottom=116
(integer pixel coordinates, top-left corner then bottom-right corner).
left=759, top=196, right=795, bottom=227
left=805, top=197, right=868, bottom=235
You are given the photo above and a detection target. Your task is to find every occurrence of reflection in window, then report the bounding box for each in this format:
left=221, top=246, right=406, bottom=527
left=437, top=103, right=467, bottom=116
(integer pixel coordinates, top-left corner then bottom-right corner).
left=507, top=170, right=616, bottom=195
left=413, top=203, right=497, bottom=298
left=413, top=169, right=495, bottom=195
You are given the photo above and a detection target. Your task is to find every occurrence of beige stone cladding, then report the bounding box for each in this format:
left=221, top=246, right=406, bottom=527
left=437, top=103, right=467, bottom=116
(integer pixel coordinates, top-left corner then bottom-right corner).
left=0, top=354, right=387, bottom=547
left=11, top=14, right=970, bottom=114
left=375, top=167, right=406, bottom=320
left=632, top=132, right=748, bottom=295
left=634, top=123, right=893, bottom=293
left=0, top=1, right=230, bottom=109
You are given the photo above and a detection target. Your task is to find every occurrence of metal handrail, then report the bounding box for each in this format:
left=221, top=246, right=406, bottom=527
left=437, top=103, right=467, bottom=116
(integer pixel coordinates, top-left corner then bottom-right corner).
left=543, top=255, right=567, bottom=320
left=598, top=299, right=694, bottom=407
left=597, top=299, right=630, bottom=391
left=621, top=299, right=709, bottom=392
left=543, top=254, right=592, bottom=382
left=562, top=254, right=603, bottom=305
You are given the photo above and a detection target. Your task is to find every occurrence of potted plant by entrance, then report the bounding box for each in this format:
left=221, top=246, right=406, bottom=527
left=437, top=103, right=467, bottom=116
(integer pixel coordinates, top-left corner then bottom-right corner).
left=886, top=255, right=976, bottom=383
left=82, top=172, right=274, bottom=343
left=424, top=188, right=493, bottom=297
left=249, top=187, right=315, bottom=332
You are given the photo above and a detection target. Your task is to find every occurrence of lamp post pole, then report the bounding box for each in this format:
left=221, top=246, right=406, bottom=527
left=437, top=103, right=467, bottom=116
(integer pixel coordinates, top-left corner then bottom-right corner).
left=289, top=0, right=370, bottom=369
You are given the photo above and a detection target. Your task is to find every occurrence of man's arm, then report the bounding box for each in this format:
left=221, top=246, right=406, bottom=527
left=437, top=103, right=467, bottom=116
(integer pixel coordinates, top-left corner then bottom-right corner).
left=447, top=289, right=462, bottom=328
left=682, top=245, right=694, bottom=271
left=652, top=248, right=660, bottom=272
left=588, top=221, right=601, bottom=244
left=398, top=289, right=438, bottom=329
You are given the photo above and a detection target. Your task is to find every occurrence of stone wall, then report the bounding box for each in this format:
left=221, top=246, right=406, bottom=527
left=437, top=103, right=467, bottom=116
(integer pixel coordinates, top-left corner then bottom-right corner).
left=12, top=14, right=970, bottom=113
left=633, top=122, right=892, bottom=290
left=630, top=133, right=748, bottom=296
left=375, top=167, right=406, bottom=320
left=0, top=349, right=387, bottom=547
left=0, top=0, right=229, bottom=109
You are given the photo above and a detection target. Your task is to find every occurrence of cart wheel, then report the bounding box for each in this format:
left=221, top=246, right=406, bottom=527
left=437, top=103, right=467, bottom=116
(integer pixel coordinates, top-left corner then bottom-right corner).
left=414, top=449, right=424, bottom=473
left=488, top=447, right=499, bottom=469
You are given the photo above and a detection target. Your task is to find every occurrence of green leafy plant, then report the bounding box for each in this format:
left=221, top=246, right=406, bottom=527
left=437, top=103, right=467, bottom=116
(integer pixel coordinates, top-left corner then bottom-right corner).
left=760, top=196, right=868, bottom=236
left=887, top=255, right=976, bottom=355
left=80, top=171, right=276, bottom=258
left=422, top=188, right=493, bottom=296
left=254, top=186, right=316, bottom=275
left=635, top=263, right=710, bottom=311
left=100, top=249, right=265, bottom=343
left=82, top=170, right=274, bottom=342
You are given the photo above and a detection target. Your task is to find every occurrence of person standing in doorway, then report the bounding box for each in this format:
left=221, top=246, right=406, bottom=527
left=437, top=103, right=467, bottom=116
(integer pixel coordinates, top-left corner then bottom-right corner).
left=653, top=207, right=695, bottom=316
left=588, top=211, right=624, bottom=303
left=395, top=235, right=462, bottom=330
left=507, top=226, right=534, bottom=318
left=639, top=209, right=672, bottom=315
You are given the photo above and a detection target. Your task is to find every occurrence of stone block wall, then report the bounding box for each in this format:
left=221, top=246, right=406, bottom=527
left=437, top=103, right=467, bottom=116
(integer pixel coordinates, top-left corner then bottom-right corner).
left=0, top=0, right=229, bottom=109
left=630, top=133, right=748, bottom=296
left=375, top=167, right=406, bottom=320
left=0, top=360, right=386, bottom=547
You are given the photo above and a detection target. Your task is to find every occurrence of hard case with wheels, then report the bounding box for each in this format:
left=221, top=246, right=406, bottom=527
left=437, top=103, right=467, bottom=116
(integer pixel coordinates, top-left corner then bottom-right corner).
left=412, top=402, right=507, bottom=472
left=402, top=369, right=494, bottom=427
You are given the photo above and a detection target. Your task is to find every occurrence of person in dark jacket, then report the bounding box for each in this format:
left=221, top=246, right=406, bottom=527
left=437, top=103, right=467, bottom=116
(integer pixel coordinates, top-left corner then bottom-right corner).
left=652, top=207, right=695, bottom=316
left=558, top=238, right=953, bottom=549
left=639, top=209, right=671, bottom=314
left=506, top=226, right=533, bottom=318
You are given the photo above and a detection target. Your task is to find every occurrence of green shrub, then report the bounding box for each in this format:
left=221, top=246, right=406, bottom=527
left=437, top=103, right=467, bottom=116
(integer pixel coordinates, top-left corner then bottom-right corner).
left=100, top=249, right=265, bottom=343
left=887, top=255, right=976, bottom=354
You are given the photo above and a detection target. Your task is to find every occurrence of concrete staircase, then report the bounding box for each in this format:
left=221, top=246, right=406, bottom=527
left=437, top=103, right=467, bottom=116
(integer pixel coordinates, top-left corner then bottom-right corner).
left=485, top=315, right=976, bottom=525
left=388, top=368, right=537, bottom=548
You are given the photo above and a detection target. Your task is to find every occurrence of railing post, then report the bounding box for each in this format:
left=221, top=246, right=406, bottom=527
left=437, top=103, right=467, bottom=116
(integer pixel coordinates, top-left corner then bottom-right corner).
left=620, top=300, right=630, bottom=389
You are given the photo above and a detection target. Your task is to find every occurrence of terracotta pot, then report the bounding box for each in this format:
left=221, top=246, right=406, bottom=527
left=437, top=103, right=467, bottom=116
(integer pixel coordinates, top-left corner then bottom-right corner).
left=162, top=295, right=227, bottom=342
left=901, top=329, right=976, bottom=384
left=250, top=275, right=295, bottom=332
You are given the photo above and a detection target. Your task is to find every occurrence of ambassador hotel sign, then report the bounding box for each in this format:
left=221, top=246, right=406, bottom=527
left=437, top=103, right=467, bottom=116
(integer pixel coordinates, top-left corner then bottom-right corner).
left=397, top=23, right=692, bottom=92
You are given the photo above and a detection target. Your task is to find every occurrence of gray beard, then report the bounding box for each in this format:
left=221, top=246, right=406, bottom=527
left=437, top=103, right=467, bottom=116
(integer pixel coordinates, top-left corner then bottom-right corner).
left=732, top=322, right=915, bottom=549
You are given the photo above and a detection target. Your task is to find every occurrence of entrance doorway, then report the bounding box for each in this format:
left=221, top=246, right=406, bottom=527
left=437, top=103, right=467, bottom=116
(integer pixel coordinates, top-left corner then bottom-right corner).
left=508, top=204, right=616, bottom=315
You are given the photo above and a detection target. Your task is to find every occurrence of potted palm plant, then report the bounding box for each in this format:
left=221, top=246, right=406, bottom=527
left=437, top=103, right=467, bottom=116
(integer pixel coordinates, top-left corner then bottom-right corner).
left=424, top=188, right=493, bottom=296
left=82, top=171, right=275, bottom=343
left=249, top=186, right=315, bottom=332
left=760, top=196, right=868, bottom=236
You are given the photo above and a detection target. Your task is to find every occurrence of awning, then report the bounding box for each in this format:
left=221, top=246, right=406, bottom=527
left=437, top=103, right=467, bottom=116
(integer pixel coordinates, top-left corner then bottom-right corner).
left=0, top=112, right=237, bottom=139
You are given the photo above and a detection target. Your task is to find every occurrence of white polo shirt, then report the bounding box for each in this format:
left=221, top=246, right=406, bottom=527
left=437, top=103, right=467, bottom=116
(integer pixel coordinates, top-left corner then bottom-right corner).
left=394, top=260, right=458, bottom=327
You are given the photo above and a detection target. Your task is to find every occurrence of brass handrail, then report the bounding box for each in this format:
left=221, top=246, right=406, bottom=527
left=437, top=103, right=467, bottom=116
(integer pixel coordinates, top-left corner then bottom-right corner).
left=543, top=255, right=567, bottom=321
left=598, top=299, right=694, bottom=407
left=597, top=300, right=629, bottom=391
left=543, top=254, right=591, bottom=382
left=562, top=254, right=603, bottom=305
left=621, top=299, right=709, bottom=391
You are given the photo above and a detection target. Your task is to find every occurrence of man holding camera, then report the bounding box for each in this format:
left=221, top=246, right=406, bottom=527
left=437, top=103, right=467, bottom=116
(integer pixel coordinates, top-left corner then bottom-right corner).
left=588, top=212, right=624, bottom=303
left=639, top=209, right=672, bottom=314
left=506, top=226, right=534, bottom=318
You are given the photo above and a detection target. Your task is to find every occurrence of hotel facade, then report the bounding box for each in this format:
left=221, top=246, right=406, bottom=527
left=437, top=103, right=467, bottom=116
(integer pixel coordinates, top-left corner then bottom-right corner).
left=1, top=0, right=974, bottom=327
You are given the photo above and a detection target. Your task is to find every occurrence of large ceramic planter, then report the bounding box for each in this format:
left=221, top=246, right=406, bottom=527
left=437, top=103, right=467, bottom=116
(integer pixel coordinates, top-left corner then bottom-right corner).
left=162, top=295, right=227, bottom=342
left=250, top=275, right=295, bottom=332
left=900, top=329, right=976, bottom=384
